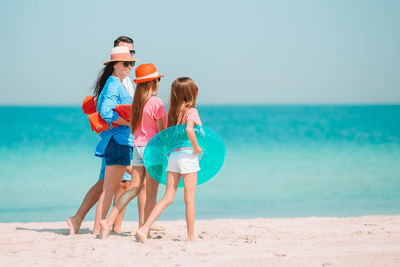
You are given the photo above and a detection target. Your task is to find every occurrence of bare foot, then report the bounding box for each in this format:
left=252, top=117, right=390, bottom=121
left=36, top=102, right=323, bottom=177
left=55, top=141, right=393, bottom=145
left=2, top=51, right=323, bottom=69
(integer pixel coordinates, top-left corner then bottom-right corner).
left=150, top=225, right=166, bottom=231
left=112, top=225, right=122, bottom=234
left=136, top=228, right=147, bottom=243
left=67, top=216, right=81, bottom=235
left=100, top=220, right=113, bottom=239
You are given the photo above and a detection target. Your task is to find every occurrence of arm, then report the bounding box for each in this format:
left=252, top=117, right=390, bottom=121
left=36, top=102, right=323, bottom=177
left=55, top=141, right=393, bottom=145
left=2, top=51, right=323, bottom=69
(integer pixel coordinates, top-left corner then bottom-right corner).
left=186, top=119, right=202, bottom=155
left=156, top=117, right=166, bottom=132
left=114, top=117, right=130, bottom=126
left=99, top=87, right=121, bottom=124
left=153, top=98, right=167, bottom=132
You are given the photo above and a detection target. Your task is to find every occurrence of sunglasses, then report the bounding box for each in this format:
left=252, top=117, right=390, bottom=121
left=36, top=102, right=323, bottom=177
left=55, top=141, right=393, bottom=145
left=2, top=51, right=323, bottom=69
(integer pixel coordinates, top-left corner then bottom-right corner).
left=129, top=50, right=136, bottom=55
left=123, top=61, right=135, bottom=67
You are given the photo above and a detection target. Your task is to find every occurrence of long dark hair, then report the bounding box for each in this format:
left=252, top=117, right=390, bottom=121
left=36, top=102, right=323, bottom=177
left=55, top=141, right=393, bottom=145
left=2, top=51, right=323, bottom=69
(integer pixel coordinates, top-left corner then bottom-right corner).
left=93, top=62, right=116, bottom=99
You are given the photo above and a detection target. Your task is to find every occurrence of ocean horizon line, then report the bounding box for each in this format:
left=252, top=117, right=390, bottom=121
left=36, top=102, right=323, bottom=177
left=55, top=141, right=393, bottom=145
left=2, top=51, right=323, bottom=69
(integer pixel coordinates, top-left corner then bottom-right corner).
left=1, top=103, right=400, bottom=108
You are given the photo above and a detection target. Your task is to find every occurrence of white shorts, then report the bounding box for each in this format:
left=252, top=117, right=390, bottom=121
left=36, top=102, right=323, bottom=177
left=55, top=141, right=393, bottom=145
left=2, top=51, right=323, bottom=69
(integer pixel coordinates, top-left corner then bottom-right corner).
left=166, top=150, right=201, bottom=174
left=132, top=146, right=145, bottom=166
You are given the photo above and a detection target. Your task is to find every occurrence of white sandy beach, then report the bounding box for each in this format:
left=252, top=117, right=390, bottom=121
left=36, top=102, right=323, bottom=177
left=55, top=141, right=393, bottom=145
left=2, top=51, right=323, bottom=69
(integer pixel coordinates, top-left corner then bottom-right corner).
left=1, top=216, right=400, bottom=267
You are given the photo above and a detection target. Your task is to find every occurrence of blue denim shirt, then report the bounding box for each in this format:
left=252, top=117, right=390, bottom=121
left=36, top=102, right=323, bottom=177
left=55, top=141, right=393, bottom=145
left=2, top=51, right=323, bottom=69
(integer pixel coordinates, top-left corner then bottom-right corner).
left=95, top=76, right=133, bottom=157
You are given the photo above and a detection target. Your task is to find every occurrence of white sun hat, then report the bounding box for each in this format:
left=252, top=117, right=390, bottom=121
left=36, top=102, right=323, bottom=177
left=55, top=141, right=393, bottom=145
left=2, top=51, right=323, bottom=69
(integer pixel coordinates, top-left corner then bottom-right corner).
left=103, top=46, right=138, bottom=65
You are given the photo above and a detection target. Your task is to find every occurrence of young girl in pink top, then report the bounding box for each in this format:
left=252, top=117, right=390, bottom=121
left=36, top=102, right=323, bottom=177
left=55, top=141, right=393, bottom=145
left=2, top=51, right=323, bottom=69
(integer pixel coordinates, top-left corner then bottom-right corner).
left=100, top=63, right=166, bottom=239
left=136, top=77, right=202, bottom=243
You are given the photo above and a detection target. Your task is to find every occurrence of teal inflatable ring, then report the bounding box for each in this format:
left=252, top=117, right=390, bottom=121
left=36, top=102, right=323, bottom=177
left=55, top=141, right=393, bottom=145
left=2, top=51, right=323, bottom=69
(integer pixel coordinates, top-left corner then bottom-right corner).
left=143, top=124, right=226, bottom=187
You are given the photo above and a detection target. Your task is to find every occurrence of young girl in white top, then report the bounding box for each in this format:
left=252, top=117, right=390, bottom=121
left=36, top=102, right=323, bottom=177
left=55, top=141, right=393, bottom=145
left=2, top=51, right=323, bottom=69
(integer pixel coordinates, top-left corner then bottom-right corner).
left=136, top=77, right=202, bottom=243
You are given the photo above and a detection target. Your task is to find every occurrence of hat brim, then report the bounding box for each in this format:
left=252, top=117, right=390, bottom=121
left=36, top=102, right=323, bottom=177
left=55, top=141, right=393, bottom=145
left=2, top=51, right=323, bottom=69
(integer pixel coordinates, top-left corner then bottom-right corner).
left=134, top=75, right=164, bottom=84
left=104, top=58, right=139, bottom=65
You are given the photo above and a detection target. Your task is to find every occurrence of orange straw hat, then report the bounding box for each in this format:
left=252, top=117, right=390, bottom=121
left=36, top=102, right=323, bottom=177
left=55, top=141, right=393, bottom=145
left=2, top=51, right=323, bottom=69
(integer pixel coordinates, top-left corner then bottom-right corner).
left=134, top=63, right=164, bottom=84
left=104, top=46, right=138, bottom=65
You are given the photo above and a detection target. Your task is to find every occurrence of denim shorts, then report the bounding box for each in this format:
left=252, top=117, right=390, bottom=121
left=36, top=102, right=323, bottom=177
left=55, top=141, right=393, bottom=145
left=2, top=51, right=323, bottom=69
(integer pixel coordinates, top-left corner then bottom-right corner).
left=104, top=137, right=132, bottom=166
left=132, top=146, right=145, bottom=166
left=99, top=157, right=131, bottom=181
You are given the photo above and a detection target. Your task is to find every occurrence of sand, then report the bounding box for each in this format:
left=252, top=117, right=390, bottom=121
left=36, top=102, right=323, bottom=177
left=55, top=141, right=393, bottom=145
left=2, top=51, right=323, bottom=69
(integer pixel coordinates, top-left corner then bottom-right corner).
left=1, top=215, right=400, bottom=266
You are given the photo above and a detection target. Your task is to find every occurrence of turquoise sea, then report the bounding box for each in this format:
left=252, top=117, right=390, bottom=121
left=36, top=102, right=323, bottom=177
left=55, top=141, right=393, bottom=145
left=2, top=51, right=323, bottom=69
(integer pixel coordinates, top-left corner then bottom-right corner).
left=1, top=105, right=400, bottom=222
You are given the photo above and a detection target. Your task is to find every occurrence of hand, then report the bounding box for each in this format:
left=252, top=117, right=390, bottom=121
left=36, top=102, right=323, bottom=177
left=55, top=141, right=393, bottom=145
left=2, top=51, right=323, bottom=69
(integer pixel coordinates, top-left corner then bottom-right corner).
left=192, top=147, right=202, bottom=155
left=116, top=121, right=130, bottom=126
left=114, top=117, right=131, bottom=126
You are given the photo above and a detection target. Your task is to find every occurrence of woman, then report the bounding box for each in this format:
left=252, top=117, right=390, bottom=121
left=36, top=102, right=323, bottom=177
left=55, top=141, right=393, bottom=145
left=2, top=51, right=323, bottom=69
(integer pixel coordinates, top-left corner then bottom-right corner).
left=92, top=46, right=137, bottom=235
left=100, top=63, right=166, bottom=239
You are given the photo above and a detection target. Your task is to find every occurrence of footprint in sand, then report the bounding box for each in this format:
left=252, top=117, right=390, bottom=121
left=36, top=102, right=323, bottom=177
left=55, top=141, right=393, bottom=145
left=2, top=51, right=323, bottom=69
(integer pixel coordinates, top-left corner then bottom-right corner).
left=198, top=232, right=208, bottom=239
left=194, top=251, right=208, bottom=256
left=273, top=252, right=286, bottom=257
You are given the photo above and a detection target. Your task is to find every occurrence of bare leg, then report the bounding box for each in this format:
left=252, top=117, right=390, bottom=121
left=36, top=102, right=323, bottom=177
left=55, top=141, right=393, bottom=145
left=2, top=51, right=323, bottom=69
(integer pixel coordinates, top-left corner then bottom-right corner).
left=67, top=179, right=104, bottom=235
left=100, top=166, right=145, bottom=239
left=144, top=174, right=160, bottom=221
left=93, top=165, right=126, bottom=235
left=137, top=178, right=146, bottom=228
left=113, top=180, right=131, bottom=233
left=136, top=172, right=180, bottom=243
left=182, top=172, right=197, bottom=242
left=137, top=175, right=165, bottom=231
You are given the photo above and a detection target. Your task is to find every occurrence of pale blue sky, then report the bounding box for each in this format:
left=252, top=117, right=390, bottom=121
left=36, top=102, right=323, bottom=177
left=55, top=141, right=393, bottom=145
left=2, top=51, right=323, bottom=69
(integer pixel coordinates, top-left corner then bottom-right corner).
left=0, top=0, right=399, bottom=105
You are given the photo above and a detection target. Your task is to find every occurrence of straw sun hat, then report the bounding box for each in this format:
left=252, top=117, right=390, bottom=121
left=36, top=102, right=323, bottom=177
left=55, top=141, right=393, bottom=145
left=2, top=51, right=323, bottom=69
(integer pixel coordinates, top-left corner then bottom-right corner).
left=134, top=63, right=164, bottom=84
left=103, top=46, right=138, bottom=65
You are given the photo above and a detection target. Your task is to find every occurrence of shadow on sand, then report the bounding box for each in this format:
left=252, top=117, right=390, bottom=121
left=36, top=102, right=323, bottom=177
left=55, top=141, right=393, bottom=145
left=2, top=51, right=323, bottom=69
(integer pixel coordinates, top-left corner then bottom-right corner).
left=16, top=227, right=91, bottom=235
